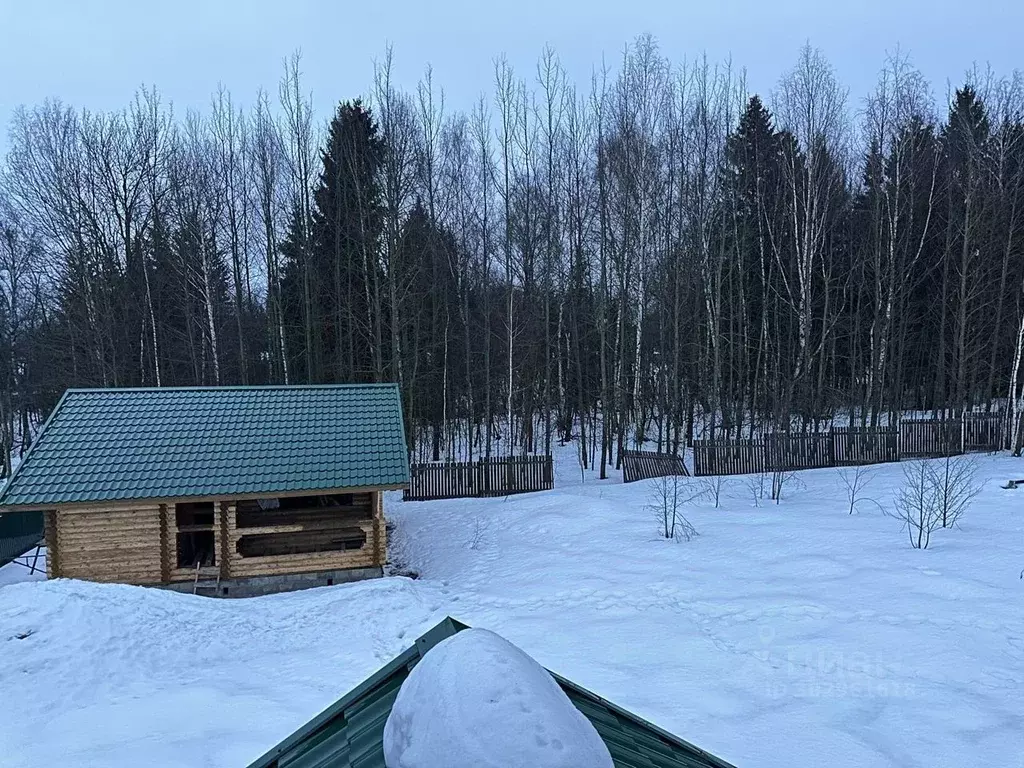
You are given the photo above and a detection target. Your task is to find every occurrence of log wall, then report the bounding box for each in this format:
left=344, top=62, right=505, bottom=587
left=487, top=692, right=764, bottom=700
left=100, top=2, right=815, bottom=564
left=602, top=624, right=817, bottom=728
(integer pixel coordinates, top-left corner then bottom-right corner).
left=47, top=489, right=388, bottom=587
left=373, top=491, right=386, bottom=566
left=44, top=510, right=58, bottom=578
left=224, top=491, right=383, bottom=580
left=52, top=506, right=163, bottom=584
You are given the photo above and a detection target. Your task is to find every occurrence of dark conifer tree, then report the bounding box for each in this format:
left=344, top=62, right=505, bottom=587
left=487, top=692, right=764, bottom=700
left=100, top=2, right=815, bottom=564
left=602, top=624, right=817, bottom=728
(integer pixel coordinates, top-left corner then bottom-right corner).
left=311, top=100, right=385, bottom=384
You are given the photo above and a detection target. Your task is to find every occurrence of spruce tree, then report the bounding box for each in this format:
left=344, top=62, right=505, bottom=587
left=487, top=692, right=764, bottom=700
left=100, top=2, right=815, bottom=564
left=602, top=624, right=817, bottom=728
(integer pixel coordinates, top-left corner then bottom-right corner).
left=311, top=100, right=385, bottom=383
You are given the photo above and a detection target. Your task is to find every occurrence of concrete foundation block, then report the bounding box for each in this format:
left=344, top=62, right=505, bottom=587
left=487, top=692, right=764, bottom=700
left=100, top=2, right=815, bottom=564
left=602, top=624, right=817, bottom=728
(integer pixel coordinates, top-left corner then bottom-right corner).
left=161, top=566, right=383, bottom=598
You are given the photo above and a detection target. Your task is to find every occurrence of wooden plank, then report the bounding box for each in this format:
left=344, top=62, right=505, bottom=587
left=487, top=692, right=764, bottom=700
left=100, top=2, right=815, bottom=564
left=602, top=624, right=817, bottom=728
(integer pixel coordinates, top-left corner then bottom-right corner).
left=230, top=520, right=372, bottom=536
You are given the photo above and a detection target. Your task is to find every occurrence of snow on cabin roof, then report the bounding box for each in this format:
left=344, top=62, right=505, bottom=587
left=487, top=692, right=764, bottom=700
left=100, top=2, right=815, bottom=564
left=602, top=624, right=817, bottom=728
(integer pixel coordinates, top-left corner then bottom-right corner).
left=0, top=385, right=409, bottom=508
left=246, top=617, right=738, bottom=768
left=383, top=627, right=616, bottom=768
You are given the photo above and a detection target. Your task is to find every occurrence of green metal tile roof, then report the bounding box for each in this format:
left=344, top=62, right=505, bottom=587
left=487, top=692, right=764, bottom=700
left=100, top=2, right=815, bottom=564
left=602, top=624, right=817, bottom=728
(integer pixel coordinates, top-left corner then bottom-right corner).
left=247, top=617, right=737, bottom=768
left=0, top=385, right=409, bottom=508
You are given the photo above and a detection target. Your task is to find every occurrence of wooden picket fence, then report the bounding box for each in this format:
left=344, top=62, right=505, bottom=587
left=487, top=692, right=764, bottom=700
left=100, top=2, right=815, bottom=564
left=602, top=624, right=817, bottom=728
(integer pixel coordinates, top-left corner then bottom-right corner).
left=693, top=434, right=835, bottom=476
left=765, top=433, right=833, bottom=471
left=831, top=426, right=899, bottom=466
left=621, top=450, right=690, bottom=483
left=403, top=454, right=554, bottom=501
left=964, top=413, right=1003, bottom=453
left=899, top=419, right=964, bottom=458
left=693, top=413, right=1005, bottom=477
left=692, top=438, right=766, bottom=476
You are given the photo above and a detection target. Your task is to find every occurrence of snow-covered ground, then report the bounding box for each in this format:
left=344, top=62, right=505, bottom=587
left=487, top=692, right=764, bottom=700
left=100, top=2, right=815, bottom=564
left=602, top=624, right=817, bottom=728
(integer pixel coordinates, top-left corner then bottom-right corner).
left=2, top=446, right=1023, bottom=767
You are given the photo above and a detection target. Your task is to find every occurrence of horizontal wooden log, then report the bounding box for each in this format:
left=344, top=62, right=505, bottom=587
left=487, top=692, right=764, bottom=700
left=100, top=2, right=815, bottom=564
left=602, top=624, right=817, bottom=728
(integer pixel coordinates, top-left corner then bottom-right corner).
left=235, top=508, right=372, bottom=530
left=59, top=513, right=161, bottom=529
left=58, top=561, right=160, bottom=576
left=229, top=519, right=374, bottom=542
left=229, top=549, right=376, bottom=577
left=60, top=571, right=164, bottom=585
left=59, top=556, right=161, bottom=577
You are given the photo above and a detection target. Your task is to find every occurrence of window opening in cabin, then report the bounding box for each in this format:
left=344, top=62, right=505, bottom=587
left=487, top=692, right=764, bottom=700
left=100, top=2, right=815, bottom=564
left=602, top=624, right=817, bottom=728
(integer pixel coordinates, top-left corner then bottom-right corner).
left=235, top=492, right=365, bottom=529
left=175, top=501, right=216, bottom=568
left=235, top=527, right=366, bottom=558
left=177, top=530, right=216, bottom=568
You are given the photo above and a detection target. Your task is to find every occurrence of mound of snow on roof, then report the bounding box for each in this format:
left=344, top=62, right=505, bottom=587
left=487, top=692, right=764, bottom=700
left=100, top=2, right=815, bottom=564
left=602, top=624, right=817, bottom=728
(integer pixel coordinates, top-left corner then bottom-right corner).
left=382, top=628, right=614, bottom=768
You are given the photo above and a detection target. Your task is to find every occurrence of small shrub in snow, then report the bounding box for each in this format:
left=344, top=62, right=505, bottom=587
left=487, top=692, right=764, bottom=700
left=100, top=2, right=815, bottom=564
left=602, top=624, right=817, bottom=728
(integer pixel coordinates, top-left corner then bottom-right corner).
left=747, top=472, right=769, bottom=507
left=771, top=469, right=802, bottom=504
left=647, top=474, right=701, bottom=541
left=892, top=460, right=941, bottom=549
left=699, top=475, right=726, bottom=508
left=383, top=628, right=614, bottom=768
left=467, top=517, right=485, bottom=550
left=836, top=464, right=883, bottom=515
left=931, top=455, right=981, bottom=529
left=890, top=457, right=982, bottom=549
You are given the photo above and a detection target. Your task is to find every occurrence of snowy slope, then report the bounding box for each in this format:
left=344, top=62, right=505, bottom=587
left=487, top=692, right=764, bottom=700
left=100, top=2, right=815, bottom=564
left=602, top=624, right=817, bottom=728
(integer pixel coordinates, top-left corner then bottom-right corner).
left=2, top=446, right=1023, bottom=767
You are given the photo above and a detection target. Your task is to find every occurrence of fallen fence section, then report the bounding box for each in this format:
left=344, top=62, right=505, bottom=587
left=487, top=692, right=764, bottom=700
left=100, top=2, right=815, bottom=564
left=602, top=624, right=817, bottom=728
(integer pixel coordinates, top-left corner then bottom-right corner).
left=404, top=455, right=554, bottom=501
left=621, top=450, right=690, bottom=483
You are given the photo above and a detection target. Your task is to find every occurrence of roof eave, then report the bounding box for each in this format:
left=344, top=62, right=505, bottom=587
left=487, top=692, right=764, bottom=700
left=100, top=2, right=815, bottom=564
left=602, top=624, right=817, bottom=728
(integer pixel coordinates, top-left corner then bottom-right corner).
left=0, top=389, right=75, bottom=508
left=0, top=482, right=410, bottom=513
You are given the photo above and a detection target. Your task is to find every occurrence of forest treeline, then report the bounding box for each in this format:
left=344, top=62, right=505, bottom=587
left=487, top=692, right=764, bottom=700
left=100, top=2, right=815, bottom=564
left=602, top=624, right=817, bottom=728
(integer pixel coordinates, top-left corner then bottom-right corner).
left=2, top=38, right=1024, bottom=476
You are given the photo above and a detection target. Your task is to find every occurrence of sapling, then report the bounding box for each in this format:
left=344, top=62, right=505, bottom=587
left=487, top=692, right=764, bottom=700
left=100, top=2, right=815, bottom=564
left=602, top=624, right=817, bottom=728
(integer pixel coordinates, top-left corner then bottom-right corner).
left=648, top=474, right=703, bottom=541
left=837, top=464, right=884, bottom=515
left=890, top=460, right=940, bottom=549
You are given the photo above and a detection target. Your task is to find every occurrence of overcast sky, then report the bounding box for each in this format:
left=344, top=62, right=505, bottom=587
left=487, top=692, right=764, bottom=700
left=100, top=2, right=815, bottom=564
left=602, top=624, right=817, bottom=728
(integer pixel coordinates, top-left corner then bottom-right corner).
left=2, top=0, right=1021, bottom=155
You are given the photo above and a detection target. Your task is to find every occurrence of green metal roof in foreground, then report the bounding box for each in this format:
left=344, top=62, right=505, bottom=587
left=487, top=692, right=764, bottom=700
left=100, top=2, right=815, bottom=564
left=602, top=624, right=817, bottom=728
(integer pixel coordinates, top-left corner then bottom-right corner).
left=0, top=385, right=409, bottom=508
left=248, top=617, right=737, bottom=768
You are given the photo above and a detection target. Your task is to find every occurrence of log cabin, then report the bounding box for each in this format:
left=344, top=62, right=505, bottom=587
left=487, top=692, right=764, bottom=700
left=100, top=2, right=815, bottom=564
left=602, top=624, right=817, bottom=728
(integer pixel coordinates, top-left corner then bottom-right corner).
left=0, top=384, right=409, bottom=597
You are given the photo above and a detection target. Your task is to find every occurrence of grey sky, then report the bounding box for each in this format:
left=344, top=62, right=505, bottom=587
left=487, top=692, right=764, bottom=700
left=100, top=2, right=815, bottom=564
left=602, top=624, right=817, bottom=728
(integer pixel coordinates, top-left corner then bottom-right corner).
left=1, top=0, right=1021, bottom=154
